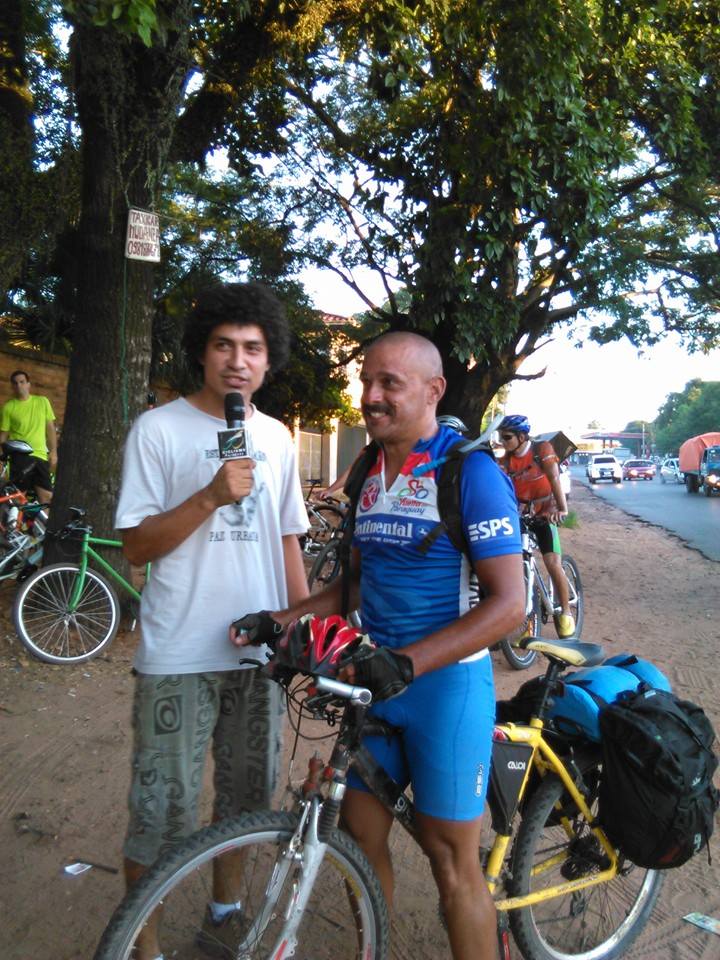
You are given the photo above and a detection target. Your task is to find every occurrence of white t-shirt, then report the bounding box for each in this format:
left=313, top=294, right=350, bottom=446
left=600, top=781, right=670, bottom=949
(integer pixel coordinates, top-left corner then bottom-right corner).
left=115, top=398, right=308, bottom=674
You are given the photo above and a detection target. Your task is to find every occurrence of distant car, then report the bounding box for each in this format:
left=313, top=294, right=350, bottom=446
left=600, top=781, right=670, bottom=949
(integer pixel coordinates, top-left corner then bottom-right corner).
left=559, top=461, right=571, bottom=500
left=622, top=458, right=656, bottom=481
left=586, top=454, right=622, bottom=484
left=659, top=457, right=683, bottom=484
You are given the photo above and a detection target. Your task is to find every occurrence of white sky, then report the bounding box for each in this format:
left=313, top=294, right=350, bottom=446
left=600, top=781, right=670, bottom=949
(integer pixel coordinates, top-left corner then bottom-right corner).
left=300, top=265, right=719, bottom=437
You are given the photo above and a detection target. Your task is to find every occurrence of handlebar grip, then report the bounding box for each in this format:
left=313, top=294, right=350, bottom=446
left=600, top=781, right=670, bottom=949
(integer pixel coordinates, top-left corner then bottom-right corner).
left=315, top=675, right=372, bottom=706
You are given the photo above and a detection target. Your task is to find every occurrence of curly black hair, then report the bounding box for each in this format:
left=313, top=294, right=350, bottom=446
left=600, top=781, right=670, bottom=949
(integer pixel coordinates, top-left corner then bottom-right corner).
left=182, top=282, right=290, bottom=383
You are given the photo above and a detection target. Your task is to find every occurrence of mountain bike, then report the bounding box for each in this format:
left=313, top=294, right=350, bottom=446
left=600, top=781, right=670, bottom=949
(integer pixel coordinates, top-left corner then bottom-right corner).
left=12, top=508, right=149, bottom=665
left=301, top=480, right=346, bottom=557
left=491, top=515, right=584, bottom=671
left=94, top=635, right=662, bottom=960
left=0, top=441, right=48, bottom=582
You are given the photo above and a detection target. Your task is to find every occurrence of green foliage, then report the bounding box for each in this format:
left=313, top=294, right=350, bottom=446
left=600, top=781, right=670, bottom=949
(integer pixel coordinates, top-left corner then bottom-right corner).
left=621, top=419, right=654, bottom=456
left=275, top=0, right=720, bottom=421
left=253, top=297, right=360, bottom=429
left=62, top=0, right=160, bottom=46
left=653, top=379, right=720, bottom=454
left=561, top=511, right=579, bottom=530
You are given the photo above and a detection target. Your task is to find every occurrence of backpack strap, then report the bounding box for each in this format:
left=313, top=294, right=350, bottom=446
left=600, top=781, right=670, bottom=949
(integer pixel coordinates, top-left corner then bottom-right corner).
left=414, top=439, right=495, bottom=560
left=338, top=441, right=380, bottom=618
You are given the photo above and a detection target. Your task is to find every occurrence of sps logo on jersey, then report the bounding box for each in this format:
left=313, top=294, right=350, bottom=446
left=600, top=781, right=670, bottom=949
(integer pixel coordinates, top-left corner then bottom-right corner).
left=467, top=517, right=515, bottom=542
left=359, top=478, right=381, bottom=512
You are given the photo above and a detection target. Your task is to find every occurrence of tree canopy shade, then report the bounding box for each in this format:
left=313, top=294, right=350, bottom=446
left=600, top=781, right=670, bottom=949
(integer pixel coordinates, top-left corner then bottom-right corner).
left=653, top=379, right=720, bottom=454
left=5, top=0, right=720, bottom=542
left=276, top=0, right=720, bottom=427
left=7, top=0, right=357, bottom=544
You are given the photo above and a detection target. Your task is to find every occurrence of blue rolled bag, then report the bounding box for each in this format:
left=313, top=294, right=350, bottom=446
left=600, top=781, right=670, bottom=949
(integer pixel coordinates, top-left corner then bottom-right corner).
left=543, top=653, right=672, bottom=741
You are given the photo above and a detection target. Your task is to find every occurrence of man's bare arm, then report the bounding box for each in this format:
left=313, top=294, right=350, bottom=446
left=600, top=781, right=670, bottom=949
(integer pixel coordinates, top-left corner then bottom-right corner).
left=46, top=420, right=58, bottom=470
left=543, top=459, right=568, bottom=521
left=122, top=458, right=255, bottom=566
left=391, top=553, right=525, bottom=679
left=282, top=534, right=310, bottom=606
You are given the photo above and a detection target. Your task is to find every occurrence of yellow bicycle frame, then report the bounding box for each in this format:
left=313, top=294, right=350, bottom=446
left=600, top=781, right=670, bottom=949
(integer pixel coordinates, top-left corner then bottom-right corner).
left=486, top=717, right=619, bottom=911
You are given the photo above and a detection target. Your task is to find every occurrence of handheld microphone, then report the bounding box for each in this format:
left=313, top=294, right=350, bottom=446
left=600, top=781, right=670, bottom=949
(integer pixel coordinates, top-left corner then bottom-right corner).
left=218, top=392, right=248, bottom=460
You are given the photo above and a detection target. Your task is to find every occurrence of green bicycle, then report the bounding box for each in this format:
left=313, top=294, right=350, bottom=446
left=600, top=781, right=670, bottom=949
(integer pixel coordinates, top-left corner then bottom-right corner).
left=12, top=507, right=148, bottom=665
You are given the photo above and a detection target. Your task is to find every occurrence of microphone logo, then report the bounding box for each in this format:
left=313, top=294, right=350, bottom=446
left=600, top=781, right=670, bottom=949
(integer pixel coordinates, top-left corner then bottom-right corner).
left=218, top=392, right=248, bottom=460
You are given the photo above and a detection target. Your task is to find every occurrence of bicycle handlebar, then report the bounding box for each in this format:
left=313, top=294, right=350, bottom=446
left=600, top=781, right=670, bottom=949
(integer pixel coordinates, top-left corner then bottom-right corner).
left=314, top=675, right=372, bottom=706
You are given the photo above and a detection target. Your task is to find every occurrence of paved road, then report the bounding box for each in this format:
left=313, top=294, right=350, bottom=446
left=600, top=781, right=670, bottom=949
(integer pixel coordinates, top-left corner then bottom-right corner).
left=571, top=466, right=720, bottom=561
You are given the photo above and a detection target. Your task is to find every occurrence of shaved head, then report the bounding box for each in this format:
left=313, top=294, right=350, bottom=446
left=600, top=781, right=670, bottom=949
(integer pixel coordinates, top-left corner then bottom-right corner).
left=360, top=331, right=446, bottom=451
left=365, top=332, right=443, bottom=379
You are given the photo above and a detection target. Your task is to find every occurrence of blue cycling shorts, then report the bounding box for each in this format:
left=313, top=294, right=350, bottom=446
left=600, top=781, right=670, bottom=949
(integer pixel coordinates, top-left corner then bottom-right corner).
left=347, top=655, right=495, bottom=821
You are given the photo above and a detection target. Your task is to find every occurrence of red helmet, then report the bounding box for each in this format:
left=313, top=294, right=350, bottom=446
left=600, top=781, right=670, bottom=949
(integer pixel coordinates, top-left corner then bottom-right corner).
left=275, top=614, right=371, bottom=677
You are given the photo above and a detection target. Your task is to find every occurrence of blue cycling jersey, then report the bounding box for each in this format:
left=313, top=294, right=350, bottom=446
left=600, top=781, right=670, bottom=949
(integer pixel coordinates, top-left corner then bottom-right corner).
left=353, top=425, right=522, bottom=651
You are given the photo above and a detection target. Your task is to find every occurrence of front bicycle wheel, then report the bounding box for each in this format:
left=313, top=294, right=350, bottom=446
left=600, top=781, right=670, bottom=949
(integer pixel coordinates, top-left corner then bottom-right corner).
left=509, top=759, right=662, bottom=960
left=308, top=539, right=342, bottom=592
left=13, top=562, right=120, bottom=664
left=94, top=810, right=389, bottom=960
left=562, top=556, right=584, bottom=637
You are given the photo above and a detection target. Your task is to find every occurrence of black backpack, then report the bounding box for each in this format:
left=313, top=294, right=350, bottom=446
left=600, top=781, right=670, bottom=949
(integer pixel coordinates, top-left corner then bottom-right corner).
left=338, top=436, right=494, bottom=615
left=598, top=687, right=719, bottom=870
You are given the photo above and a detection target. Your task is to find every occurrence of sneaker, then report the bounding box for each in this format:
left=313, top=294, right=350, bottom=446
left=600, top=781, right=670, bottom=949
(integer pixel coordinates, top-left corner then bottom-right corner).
left=196, top=906, right=246, bottom=958
left=555, top=613, right=575, bottom=638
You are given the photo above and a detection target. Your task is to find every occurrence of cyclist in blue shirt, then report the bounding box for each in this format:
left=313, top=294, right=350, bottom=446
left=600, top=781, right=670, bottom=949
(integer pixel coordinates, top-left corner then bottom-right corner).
left=234, top=331, right=525, bottom=960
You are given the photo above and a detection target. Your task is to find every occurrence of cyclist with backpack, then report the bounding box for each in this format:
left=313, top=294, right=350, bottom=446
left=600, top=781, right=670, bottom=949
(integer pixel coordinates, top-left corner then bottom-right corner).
left=497, top=414, right=575, bottom=638
left=233, top=331, right=525, bottom=960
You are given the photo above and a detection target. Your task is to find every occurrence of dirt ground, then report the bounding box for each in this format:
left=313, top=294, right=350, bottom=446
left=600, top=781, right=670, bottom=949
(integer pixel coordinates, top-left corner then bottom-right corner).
left=1, top=483, right=719, bottom=960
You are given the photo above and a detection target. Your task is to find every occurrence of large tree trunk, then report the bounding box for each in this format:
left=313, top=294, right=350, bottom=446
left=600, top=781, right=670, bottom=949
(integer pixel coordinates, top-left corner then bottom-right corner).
left=46, top=11, right=192, bottom=557
left=0, top=0, right=34, bottom=304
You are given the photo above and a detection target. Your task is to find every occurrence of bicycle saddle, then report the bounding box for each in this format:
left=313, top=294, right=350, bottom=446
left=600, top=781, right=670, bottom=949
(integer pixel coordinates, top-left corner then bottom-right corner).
left=524, top=637, right=604, bottom=667
left=1, top=439, right=33, bottom=457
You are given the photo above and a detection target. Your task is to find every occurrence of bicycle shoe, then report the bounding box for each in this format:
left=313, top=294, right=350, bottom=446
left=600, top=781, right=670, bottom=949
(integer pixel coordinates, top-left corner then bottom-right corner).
left=196, top=906, right=246, bottom=958
left=555, top=613, right=576, bottom=638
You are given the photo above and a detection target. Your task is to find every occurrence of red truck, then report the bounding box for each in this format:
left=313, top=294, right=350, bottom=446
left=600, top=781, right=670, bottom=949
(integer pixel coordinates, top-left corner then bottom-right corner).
left=678, top=432, right=720, bottom=495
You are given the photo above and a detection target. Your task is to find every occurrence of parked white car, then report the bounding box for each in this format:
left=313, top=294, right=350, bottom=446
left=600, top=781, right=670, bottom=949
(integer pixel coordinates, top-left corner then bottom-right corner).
left=659, top=457, right=684, bottom=484
left=586, top=454, right=622, bottom=484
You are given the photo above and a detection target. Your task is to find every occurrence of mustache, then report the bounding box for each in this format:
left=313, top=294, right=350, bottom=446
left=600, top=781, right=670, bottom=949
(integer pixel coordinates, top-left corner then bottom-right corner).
left=363, top=404, right=391, bottom=417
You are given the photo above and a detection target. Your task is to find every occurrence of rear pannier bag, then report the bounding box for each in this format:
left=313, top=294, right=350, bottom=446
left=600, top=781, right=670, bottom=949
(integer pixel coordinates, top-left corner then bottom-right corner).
left=598, top=688, right=719, bottom=869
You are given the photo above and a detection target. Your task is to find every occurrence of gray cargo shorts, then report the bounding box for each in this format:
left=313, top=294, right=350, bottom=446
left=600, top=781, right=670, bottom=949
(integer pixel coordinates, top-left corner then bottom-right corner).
left=124, top=669, right=284, bottom=866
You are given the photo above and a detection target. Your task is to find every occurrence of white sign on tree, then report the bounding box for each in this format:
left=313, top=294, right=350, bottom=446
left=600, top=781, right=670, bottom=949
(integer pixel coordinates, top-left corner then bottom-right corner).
left=125, top=208, right=160, bottom=262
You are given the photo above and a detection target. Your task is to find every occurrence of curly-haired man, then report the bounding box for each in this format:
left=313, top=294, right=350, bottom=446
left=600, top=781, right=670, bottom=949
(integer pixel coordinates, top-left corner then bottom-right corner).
left=114, top=282, right=309, bottom=959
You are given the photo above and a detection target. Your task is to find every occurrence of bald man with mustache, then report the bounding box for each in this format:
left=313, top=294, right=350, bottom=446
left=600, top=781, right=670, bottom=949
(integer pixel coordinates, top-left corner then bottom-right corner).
left=234, top=331, right=525, bottom=959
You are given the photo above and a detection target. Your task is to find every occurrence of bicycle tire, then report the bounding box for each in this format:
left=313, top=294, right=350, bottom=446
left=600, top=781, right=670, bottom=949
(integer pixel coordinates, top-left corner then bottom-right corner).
left=497, top=578, right=541, bottom=670
left=94, top=810, right=389, bottom=960
left=508, top=758, right=663, bottom=960
left=308, top=539, right=342, bottom=592
left=562, top=555, right=584, bottom=637
left=307, top=503, right=345, bottom=546
left=13, top=562, right=120, bottom=664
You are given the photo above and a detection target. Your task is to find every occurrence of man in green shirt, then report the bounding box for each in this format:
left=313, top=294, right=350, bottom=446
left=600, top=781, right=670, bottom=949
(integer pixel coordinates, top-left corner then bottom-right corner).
left=0, top=370, right=58, bottom=503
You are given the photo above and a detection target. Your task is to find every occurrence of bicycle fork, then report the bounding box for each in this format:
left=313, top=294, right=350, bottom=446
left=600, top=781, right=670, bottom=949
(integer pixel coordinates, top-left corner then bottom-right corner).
left=240, top=797, right=335, bottom=960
